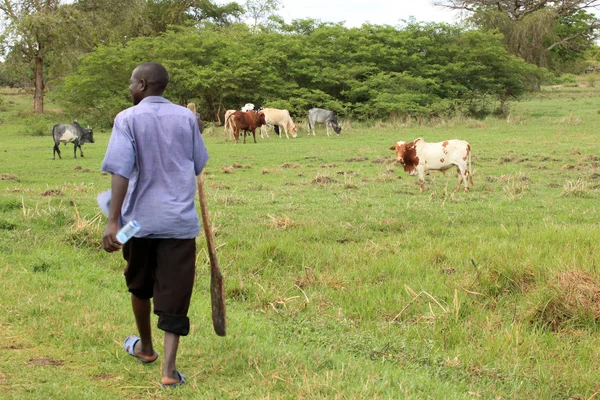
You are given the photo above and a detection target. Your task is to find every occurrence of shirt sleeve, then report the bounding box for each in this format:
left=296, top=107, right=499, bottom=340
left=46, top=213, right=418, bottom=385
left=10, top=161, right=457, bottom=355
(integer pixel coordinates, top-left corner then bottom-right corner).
left=192, top=118, right=209, bottom=176
left=101, top=114, right=136, bottom=179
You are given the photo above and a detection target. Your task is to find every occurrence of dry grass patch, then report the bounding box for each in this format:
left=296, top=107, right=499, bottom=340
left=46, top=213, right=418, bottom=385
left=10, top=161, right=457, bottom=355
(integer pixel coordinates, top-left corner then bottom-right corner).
left=530, top=271, right=600, bottom=330
left=372, top=157, right=394, bottom=164
left=1, top=173, right=19, bottom=181
left=310, top=174, right=337, bottom=184
left=561, top=178, right=590, bottom=197
left=267, top=214, right=296, bottom=230
left=552, top=113, right=581, bottom=125
left=223, top=166, right=235, bottom=174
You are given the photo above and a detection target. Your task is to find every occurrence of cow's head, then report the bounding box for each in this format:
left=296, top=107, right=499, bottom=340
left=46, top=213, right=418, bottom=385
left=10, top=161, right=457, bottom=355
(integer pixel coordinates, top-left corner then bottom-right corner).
left=389, top=141, right=418, bottom=174
left=82, top=127, right=95, bottom=144
left=290, top=124, right=298, bottom=138
left=333, top=123, right=342, bottom=135
left=256, top=112, right=266, bottom=126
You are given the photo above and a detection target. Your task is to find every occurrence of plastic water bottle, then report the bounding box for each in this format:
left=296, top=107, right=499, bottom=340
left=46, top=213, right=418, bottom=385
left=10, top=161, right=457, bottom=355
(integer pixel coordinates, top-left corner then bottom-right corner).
left=116, top=220, right=140, bottom=244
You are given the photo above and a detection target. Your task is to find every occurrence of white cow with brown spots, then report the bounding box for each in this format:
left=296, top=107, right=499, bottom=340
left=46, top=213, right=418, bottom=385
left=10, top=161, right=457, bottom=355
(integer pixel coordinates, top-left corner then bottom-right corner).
left=389, top=138, right=473, bottom=193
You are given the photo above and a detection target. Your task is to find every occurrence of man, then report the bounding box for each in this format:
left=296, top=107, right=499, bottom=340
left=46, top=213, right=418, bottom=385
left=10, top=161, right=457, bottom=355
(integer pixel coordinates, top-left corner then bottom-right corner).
left=101, top=62, right=208, bottom=388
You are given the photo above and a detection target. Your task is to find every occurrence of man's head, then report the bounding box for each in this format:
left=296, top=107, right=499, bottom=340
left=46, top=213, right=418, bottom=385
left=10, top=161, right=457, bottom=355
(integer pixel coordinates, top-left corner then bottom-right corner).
left=129, top=62, right=169, bottom=105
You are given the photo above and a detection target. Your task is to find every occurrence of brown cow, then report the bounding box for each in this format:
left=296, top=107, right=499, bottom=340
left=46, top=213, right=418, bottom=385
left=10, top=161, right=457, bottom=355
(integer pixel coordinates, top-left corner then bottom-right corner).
left=226, top=111, right=266, bottom=144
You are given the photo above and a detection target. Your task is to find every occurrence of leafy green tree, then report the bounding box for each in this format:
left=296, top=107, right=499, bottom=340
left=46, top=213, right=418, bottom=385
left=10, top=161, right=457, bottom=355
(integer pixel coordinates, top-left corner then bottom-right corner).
left=0, top=1, right=90, bottom=113
left=434, top=0, right=600, bottom=71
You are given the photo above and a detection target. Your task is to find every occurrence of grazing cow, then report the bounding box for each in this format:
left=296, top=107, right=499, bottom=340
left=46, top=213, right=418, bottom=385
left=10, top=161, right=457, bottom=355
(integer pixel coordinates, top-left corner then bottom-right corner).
left=389, top=138, right=473, bottom=193
left=224, top=109, right=237, bottom=142
left=307, top=108, right=342, bottom=136
left=186, top=103, right=204, bottom=133
left=52, top=121, right=94, bottom=160
left=226, top=111, right=266, bottom=144
left=241, top=103, right=262, bottom=112
left=259, top=108, right=298, bottom=139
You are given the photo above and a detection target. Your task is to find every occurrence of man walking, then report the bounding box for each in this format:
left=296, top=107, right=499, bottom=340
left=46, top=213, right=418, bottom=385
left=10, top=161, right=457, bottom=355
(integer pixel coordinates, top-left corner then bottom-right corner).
left=101, top=62, right=208, bottom=388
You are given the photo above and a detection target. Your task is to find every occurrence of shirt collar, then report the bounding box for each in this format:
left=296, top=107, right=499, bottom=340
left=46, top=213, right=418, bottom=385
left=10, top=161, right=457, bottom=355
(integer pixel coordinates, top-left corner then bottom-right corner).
left=139, top=96, right=171, bottom=105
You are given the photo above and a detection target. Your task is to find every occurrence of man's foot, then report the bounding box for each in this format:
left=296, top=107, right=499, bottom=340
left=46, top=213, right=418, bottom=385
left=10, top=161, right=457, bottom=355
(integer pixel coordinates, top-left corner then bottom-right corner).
left=124, top=335, right=158, bottom=363
left=161, top=370, right=185, bottom=388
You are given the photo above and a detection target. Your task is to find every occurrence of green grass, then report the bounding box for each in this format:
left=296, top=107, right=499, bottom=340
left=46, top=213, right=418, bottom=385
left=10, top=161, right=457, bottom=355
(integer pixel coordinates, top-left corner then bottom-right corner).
left=2, top=86, right=600, bottom=399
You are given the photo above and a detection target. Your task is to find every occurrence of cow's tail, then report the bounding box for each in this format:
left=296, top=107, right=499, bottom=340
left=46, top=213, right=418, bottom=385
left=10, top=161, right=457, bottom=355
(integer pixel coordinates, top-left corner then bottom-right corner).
left=467, top=144, right=474, bottom=186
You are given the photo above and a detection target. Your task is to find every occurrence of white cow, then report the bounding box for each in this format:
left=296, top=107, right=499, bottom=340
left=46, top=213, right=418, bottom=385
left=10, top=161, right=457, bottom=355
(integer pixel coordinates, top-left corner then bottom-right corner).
left=259, top=108, right=298, bottom=139
left=223, top=109, right=237, bottom=142
left=389, top=138, right=473, bottom=193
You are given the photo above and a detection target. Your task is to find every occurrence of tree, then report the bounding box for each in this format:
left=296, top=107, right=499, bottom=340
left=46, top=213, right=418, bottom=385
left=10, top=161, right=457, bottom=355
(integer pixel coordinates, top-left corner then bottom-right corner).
left=0, top=1, right=89, bottom=113
left=244, top=0, right=280, bottom=30
left=433, top=0, right=600, bottom=70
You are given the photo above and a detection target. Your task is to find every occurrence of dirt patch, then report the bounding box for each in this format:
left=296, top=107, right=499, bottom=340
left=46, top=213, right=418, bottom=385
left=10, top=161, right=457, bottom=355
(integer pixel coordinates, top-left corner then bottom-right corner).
left=232, top=163, right=250, bottom=169
left=372, top=158, right=392, bottom=164
left=27, top=357, right=64, bottom=366
left=40, top=189, right=63, bottom=197
left=345, top=157, right=368, bottom=162
left=281, top=163, right=300, bottom=169
left=561, top=164, right=575, bottom=170
left=91, top=373, right=115, bottom=380
left=210, top=183, right=230, bottom=189
left=311, top=176, right=338, bottom=184
left=223, top=166, right=234, bottom=174
left=320, top=164, right=337, bottom=168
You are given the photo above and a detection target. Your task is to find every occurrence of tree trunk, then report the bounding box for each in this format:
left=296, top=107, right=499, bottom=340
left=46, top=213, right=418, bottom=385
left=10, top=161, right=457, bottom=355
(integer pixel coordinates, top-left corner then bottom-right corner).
left=34, top=55, right=44, bottom=114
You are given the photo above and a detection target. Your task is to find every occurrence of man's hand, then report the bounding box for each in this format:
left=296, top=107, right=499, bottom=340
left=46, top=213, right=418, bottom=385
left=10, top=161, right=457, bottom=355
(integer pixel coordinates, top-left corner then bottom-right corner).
left=102, top=220, right=122, bottom=252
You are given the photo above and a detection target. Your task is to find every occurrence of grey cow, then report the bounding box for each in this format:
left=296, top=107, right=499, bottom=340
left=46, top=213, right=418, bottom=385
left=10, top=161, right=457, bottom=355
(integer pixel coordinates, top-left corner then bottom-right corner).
left=307, top=108, right=342, bottom=136
left=52, top=121, right=95, bottom=159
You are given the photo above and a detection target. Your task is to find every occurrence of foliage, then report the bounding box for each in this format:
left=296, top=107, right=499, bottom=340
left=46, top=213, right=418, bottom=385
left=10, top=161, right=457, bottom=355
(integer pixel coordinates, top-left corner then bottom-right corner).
left=434, top=0, right=600, bottom=72
left=54, top=20, right=544, bottom=125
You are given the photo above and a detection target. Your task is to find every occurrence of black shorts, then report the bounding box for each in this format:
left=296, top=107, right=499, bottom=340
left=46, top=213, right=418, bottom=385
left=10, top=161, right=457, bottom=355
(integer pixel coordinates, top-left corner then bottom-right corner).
left=122, top=238, right=196, bottom=336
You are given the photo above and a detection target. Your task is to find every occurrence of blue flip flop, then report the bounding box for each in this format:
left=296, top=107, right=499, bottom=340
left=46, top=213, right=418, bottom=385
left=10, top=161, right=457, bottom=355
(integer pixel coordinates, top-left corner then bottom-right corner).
left=161, top=370, right=185, bottom=388
left=123, top=335, right=158, bottom=364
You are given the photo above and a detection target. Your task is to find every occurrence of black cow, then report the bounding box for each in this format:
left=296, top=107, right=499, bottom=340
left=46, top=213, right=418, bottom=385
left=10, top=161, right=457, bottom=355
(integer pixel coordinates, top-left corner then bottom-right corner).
left=52, top=121, right=94, bottom=159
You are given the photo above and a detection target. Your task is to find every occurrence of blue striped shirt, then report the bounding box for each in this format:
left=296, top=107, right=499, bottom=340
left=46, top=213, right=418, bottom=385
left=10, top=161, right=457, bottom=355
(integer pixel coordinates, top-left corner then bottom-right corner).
left=101, top=96, right=208, bottom=238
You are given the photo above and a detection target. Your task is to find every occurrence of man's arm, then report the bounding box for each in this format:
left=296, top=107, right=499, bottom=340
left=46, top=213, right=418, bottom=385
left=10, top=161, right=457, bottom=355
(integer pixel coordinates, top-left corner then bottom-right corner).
left=102, top=174, right=129, bottom=252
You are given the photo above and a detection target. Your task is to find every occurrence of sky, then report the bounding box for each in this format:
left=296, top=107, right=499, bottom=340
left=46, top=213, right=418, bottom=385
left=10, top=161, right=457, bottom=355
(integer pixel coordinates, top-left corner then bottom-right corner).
left=261, top=0, right=461, bottom=27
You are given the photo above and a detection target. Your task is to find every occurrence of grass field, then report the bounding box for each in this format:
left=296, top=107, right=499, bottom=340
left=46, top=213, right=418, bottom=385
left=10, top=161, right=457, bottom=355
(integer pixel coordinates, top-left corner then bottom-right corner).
left=2, top=85, right=600, bottom=399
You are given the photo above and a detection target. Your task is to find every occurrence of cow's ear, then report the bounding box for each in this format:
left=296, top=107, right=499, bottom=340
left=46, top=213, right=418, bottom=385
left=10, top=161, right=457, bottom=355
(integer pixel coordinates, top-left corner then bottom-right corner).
left=389, top=145, right=396, bottom=151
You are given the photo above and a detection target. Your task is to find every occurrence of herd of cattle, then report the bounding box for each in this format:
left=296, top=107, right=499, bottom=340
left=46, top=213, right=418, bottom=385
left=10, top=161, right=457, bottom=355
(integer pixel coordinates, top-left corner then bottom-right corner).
left=223, top=105, right=343, bottom=144
left=50, top=107, right=474, bottom=193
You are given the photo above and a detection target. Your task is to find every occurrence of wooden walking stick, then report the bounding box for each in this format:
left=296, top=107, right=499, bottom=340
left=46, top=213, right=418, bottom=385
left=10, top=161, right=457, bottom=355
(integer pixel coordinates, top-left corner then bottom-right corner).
left=197, top=172, right=226, bottom=336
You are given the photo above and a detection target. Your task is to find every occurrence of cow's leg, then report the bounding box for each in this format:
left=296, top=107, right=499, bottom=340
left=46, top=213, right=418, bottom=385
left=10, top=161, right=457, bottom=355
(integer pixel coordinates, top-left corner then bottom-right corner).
left=53, top=143, right=62, bottom=160
left=79, top=144, right=84, bottom=158
left=233, top=128, right=239, bottom=144
left=326, top=124, right=330, bottom=137
left=417, top=167, right=426, bottom=193
left=73, top=144, right=78, bottom=158
left=455, top=167, right=468, bottom=192
left=260, top=125, right=266, bottom=139
left=282, top=125, right=289, bottom=139
left=251, top=129, right=257, bottom=144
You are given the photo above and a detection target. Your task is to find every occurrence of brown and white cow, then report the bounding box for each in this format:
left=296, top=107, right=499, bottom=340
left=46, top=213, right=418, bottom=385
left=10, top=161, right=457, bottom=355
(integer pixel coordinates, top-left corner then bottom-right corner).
left=226, top=110, right=266, bottom=144
left=259, top=108, right=298, bottom=139
left=389, top=138, right=473, bottom=193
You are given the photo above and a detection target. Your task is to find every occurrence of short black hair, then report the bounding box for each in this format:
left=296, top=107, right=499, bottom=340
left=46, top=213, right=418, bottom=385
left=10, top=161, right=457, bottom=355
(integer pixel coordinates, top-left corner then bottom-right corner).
left=135, top=62, right=169, bottom=91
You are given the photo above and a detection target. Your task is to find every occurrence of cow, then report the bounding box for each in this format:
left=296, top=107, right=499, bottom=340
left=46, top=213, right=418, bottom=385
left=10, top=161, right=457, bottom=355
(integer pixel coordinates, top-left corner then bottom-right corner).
left=186, top=103, right=204, bottom=133
left=259, top=108, right=298, bottom=139
left=224, top=109, right=236, bottom=142
left=307, top=108, right=342, bottom=136
left=241, top=103, right=262, bottom=112
left=226, top=111, right=266, bottom=144
left=389, top=138, right=473, bottom=193
left=52, top=121, right=95, bottom=160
